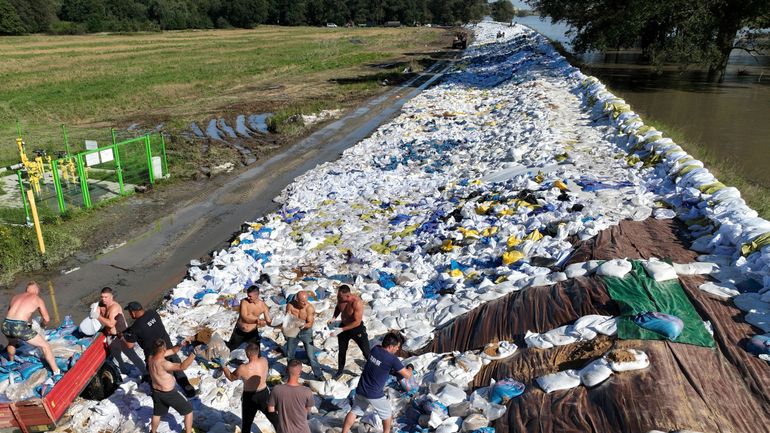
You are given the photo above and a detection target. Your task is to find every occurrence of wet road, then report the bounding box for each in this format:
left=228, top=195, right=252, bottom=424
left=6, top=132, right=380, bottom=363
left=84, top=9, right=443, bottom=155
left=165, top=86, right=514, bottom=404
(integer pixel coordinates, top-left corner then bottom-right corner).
left=0, top=59, right=454, bottom=333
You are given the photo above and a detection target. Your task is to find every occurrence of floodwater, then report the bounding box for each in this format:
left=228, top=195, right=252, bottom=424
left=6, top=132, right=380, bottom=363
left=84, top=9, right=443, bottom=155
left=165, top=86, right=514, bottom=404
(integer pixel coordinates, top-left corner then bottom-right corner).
left=514, top=14, right=770, bottom=183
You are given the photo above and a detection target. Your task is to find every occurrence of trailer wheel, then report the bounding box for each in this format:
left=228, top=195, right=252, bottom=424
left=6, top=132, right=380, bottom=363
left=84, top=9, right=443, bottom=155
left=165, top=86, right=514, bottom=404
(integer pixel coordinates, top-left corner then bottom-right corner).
left=81, top=362, right=121, bottom=400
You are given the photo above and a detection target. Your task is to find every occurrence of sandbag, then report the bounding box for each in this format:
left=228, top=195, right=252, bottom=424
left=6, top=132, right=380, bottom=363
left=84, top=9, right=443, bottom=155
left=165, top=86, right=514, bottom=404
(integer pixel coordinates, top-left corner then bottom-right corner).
left=461, top=414, right=489, bottom=432
left=641, top=260, right=678, bottom=282
left=633, top=311, right=684, bottom=340
left=489, top=378, right=525, bottom=404
left=607, top=349, right=650, bottom=372
left=579, top=358, right=613, bottom=387
left=596, top=259, right=632, bottom=278
left=746, top=335, right=770, bottom=356
left=79, top=317, right=102, bottom=336
left=535, top=370, right=580, bottom=393
left=524, top=330, right=553, bottom=349
left=698, top=281, right=740, bottom=299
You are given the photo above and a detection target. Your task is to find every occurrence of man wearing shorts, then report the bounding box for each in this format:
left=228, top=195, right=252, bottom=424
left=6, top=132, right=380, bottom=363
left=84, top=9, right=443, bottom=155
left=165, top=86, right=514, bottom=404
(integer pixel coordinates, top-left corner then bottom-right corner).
left=228, top=285, right=271, bottom=350
left=97, top=287, right=146, bottom=377
left=341, top=332, right=411, bottom=433
left=221, top=342, right=279, bottom=433
left=148, top=338, right=195, bottom=433
left=2, top=281, right=60, bottom=375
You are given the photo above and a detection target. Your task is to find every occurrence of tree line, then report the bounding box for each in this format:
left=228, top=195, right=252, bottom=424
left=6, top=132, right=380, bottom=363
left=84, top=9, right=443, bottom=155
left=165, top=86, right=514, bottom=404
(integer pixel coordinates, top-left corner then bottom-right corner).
left=0, top=0, right=498, bottom=35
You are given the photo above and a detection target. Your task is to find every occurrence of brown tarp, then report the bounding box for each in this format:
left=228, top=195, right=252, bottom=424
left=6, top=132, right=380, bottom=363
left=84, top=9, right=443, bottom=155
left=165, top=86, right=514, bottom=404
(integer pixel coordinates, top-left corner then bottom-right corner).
left=426, top=219, right=770, bottom=433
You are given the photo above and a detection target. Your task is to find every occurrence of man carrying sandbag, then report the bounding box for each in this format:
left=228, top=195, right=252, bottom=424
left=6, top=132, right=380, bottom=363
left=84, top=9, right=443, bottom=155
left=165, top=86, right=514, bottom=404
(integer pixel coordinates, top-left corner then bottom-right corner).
left=228, top=285, right=272, bottom=350
left=328, top=284, right=370, bottom=379
left=96, top=287, right=146, bottom=377
left=220, top=342, right=279, bottom=433
left=2, top=281, right=60, bottom=376
left=341, top=332, right=411, bottom=433
left=284, top=291, right=324, bottom=380
left=123, top=301, right=197, bottom=397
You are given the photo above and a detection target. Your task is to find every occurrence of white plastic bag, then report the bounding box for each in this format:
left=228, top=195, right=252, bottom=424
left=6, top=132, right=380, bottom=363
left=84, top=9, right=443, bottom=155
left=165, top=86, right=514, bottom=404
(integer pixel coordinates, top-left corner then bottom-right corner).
left=579, top=358, right=613, bottom=387
left=641, top=260, right=678, bottom=282
left=596, top=259, right=632, bottom=278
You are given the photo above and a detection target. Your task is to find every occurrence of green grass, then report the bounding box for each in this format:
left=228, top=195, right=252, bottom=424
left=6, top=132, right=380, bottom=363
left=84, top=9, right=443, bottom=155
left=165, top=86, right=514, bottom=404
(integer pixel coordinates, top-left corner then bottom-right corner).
left=644, top=119, right=770, bottom=220
left=0, top=26, right=449, bottom=166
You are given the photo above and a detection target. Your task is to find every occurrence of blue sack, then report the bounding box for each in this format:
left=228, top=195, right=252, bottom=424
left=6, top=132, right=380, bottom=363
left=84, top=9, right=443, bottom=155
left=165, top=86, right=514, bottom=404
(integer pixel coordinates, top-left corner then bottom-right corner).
left=746, top=335, right=770, bottom=356
left=633, top=311, right=684, bottom=340
left=489, top=378, right=525, bottom=404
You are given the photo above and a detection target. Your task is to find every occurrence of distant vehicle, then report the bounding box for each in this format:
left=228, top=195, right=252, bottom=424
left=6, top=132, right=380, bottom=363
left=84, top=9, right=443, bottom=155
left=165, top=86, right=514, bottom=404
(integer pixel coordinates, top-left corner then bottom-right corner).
left=384, top=21, right=402, bottom=28
left=326, top=23, right=338, bottom=28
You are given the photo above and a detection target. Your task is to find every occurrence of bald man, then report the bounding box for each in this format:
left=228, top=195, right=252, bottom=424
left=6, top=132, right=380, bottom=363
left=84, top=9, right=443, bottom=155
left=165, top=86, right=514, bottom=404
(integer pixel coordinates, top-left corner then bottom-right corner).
left=2, top=281, right=60, bottom=375
left=285, top=291, right=323, bottom=380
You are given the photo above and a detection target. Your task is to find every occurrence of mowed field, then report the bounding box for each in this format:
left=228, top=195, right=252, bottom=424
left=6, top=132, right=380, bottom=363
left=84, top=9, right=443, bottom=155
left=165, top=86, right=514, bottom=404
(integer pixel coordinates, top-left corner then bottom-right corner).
left=0, top=26, right=450, bottom=165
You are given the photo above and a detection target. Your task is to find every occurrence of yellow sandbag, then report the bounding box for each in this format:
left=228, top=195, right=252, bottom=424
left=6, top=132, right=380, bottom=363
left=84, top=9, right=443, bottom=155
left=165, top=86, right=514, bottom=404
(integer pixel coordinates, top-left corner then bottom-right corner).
left=553, top=180, right=569, bottom=191
left=482, top=226, right=498, bottom=237
left=449, top=269, right=464, bottom=278
left=502, top=250, right=524, bottom=265
left=476, top=202, right=491, bottom=215
left=698, top=182, right=726, bottom=195
left=741, top=232, right=770, bottom=257
left=524, top=229, right=543, bottom=241
left=507, top=236, right=521, bottom=248
left=441, top=239, right=455, bottom=252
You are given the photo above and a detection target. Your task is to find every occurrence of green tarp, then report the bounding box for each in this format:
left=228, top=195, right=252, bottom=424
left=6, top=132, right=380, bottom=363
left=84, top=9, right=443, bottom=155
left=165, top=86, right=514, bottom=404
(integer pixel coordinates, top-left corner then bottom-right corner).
left=603, top=261, right=714, bottom=347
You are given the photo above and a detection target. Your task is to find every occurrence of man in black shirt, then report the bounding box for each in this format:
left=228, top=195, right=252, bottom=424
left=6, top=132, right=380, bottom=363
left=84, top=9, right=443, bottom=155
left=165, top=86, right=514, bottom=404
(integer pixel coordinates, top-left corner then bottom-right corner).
left=123, top=302, right=197, bottom=398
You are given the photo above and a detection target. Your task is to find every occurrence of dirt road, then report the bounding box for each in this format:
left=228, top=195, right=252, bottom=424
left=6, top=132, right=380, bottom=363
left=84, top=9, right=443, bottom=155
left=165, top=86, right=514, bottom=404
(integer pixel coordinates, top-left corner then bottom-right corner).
left=0, top=60, right=454, bottom=331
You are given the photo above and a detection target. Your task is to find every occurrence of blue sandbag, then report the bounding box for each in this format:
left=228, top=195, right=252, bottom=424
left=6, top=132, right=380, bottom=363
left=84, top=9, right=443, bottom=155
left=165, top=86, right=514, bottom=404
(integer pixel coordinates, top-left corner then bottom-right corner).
left=378, top=271, right=397, bottom=289
left=19, top=363, right=43, bottom=380
left=633, top=311, right=684, bottom=340
left=747, top=335, right=770, bottom=356
left=473, top=428, right=495, bottom=433
left=489, top=378, right=525, bottom=404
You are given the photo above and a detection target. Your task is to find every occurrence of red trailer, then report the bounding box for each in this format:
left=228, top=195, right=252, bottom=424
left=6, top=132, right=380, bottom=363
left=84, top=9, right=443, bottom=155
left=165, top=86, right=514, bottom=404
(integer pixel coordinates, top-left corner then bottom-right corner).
left=0, top=334, right=116, bottom=433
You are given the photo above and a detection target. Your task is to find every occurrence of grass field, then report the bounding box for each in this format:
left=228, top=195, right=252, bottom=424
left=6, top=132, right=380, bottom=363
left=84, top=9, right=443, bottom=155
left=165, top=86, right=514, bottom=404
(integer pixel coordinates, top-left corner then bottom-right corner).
left=0, top=26, right=450, bottom=166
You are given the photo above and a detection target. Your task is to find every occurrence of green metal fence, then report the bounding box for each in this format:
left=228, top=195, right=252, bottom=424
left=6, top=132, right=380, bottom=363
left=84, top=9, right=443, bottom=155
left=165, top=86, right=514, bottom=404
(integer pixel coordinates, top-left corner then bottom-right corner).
left=4, top=132, right=168, bottom=225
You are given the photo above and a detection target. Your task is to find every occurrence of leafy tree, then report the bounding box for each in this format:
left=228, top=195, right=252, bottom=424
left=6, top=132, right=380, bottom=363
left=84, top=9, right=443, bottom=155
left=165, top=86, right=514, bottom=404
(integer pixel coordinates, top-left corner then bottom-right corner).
left=224, top=0, right=268, bottom=28
left=490, top=0, right=515, bottom=23
left=0, top=0, right=25, bottom=34
left=526, top=0, right=770, bottom=82
left=9, top=0, right=55, bottom=32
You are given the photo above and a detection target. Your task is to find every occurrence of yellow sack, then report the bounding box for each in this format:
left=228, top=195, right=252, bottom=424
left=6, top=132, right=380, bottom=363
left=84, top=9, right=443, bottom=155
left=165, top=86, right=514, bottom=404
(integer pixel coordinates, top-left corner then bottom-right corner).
left=741, top=232, right=770, bottom=257
left=524, top=229, right=543, bottom=241
left=441, top=239, right=455, bottom=252
left=507, top=236, right=521, bottom=248
left=482, top=226, right=498, bottom=237
left=698, top=182, right=726, bottom=195
left=553, top=180, right=569, bottom=191
left=502, top=250, right=524, bottom=265
left=449, top=269, right=464, bottom=278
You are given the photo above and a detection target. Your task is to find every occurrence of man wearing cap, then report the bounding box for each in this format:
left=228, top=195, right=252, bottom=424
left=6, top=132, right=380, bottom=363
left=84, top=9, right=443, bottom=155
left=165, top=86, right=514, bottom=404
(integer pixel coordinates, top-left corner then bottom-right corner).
left=227, top=285, right=271, bottom=351
left=98, top=287, right=146, bottom=377
left=124, top=301, right=197, bottom=398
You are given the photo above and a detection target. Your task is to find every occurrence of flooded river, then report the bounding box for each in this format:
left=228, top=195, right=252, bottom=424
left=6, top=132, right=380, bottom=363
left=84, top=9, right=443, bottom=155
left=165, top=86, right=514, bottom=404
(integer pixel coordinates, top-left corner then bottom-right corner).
left=512, top=12, right=770, bottom=183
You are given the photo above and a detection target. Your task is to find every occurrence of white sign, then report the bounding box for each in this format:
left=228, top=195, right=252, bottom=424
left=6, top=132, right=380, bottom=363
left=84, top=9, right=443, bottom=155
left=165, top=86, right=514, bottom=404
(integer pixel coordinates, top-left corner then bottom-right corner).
left=99, top=148, right=114, bottom=163
left=84, top=140, right=100, bottom=166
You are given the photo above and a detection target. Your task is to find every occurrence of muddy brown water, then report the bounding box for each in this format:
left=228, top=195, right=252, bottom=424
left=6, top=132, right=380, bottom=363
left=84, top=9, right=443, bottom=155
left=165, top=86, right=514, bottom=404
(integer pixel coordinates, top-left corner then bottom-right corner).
left=514, top=15, right=770, bottom=183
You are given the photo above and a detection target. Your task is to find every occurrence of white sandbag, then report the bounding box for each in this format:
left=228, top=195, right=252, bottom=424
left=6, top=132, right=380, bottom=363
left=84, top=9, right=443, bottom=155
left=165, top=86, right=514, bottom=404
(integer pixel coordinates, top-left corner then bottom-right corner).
left=579, top=358, right=613, bottom=387
left=535, top=370, right=581, bottom=393
left=524, top=330, right=553, bottom=349
left=596, top=259, right=632, bottom=278
left=641, top=260, right=678, bottom=282
left=698, top=281, right=740, bottom=299
left=573, top=315, right=617, bottom=336
left=607, top=349, right=650, bottom=372
left=673, top=262, right=718, bottom=275
left=461, top=414, right=489, bottom=432
left=541, top=326, right=579, bottom=346
left=435, top=383, right=467, bottom=406
left=79, top=317, right=103, bottom=336
left=435, top=417, right=462, bottom=433
left=480, top=341, right=518, bottom=361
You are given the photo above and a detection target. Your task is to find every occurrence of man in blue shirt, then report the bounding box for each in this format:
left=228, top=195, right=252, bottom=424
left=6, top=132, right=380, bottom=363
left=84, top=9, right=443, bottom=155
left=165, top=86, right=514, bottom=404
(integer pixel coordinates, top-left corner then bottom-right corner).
left=341, top=332, right=412, bottom=433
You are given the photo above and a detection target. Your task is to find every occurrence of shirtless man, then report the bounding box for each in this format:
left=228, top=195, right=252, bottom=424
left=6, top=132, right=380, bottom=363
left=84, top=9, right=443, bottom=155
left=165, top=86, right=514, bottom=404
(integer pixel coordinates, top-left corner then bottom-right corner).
left=328, top=285, right=370, bottom=379
left=221, top=342, right=279, bottom=433
left=227, top=285, right=271, bottom=351
left=96, top=287, right=146, bottom=376
left=285, top=291, right=323, bottom=380
left=148, top=339, right=194, bottom=433
left=2, top=281, right=60, bottom=374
